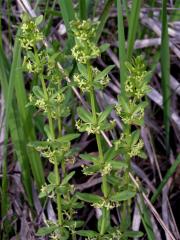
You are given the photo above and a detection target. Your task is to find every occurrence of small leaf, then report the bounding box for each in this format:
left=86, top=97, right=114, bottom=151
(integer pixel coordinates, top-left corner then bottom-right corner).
left=99, top=43, right=110, bottom=53
left=82, top=164, right=101, bottom=175
left=76, top=230, right=99, bottom=238
left=76, top=192, right=102, bottom=204
left=130, top=130, right=140, bottom=146
left=98, top=105, right=113, bottom=123
left=80, top=154, right=98, bottom=163
left=35, top=15, right=43, bottom=25
left=58, top=133, right=80, bottom=143
left=32, top=86, right=44, bottom=98
left=110, top=160, right=128, bottom=170
left=119, top=95, right=130, bottom=112
left=77, top=63, right=88, bottom=78
left=61, top=171, right=75, bottom=185
left=94, top=65, right=114, bottom=81
left=36, top=226, right=58, bottom=236
left=64, top=220, right=84, bottom=229
left=110, top=190, right=136, bottom=202
left=48, top=172, right=56, bottom=184
left=124, top=231, right=144, bottom=238
left=77, top=107, right=93, bottom=123
left=104, top=147, right=118, bottom=162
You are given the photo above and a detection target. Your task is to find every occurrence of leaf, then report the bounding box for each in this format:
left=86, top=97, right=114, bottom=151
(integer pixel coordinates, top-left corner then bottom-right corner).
left=64, top=220, right=84, bottom=229
left=94, top=65, right=114, bottom=81
left=119, top=95, right=130, bottom=112
left=124, top=231, right=144, bottom=238
left=36, top=226, right=58, bottom=236
left=98, top=105, right=113, bottom=123
left=48, top=172, right=56, bottom=184
left=76, top=192, right=102, bottom=204
left=76, top=230, right=98, bottom=238
left=35, top=15, right=43, bottom=25
left=83, top=164, right=101, bottom=175
left=58, top=133, right=80, bottom=142
left=130, top=130, right=140, bottom=146
left=61, top=171, right=75, bottom=185
left=77, top=63, right=88, bottom=78
left=110, top=190, right=136, bottom=202
left=99, top=43, right=110, bottom=53
left=104, top=147, right=118, bottom=162
left=80, top=153, right=98, bottom=163
left=77, top=107, right=93, bottom=123
left=110, top=160, right=128, bottom=170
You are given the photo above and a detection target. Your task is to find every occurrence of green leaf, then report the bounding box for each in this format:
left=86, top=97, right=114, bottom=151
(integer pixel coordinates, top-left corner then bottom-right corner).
left=110, top=160, right=128, bottom=170
left=58, top=133, right=80, bottom=142
left=32, top=86, right=44, bottom=98
left=104, top=147, right=118, bottom=162
left=119, top=95, right=130, bottom=112
left=130, top=130, right=140, bottom=146
left=77, top=63, right=88, bottom=78
left=80, top=153, right=98, bottom=163
left=77, top=107, right=93, bottom=123
left=83, top=164, right=101, bottom=175
left=99, top=43, right=110, bottom=53
left=35, top=15, right=43, bottom=25
left=76, top=192, right=102, bottom=204
left=98, top=105, right=113, bottom=123
left=61, top=171, right=75, bottom=185
left=64, top=220, right=84, bottom=229
left=76, top=230, right=98, bottom=238
left=124, top=231, right=144, bottom=238
left=110, top=190, right=136, bottom=202
left=36, top=226, right=58, bottom=236
left=94, top=65, right=114, bottom=81
left=48, top=172, right=56, bottom=184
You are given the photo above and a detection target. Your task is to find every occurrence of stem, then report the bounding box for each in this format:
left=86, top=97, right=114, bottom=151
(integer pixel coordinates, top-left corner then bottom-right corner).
left=120, top=125, right=131, bottom=233
left=87, top=62, right=109, bottom=235
left=39, top=73, right=63, bottom=226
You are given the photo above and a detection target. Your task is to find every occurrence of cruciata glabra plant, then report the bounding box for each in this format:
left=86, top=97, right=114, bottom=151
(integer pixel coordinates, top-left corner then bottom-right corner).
left=70, top=19, right=151, bottom=240
left=19, top=14, right=150, bottom=240
left=19, top=15, right=84, bottom=240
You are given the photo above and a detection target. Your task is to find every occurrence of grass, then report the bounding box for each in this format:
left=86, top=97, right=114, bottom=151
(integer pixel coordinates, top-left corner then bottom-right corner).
left=117, top=0, right=127, bottom=96
left=161, top=0, right=170, bottom=154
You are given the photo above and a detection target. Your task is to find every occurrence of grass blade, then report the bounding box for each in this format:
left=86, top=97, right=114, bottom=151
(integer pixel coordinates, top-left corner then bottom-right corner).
left=117, top=0, right=127, bottom=97
left=58, top=0, right=75, bottom=50
left=79, top=0, right=87, bottom=20
left=95, top=0, right=114, bottom=43
left=161, top=0, right=170, bottom=153
left=138, top=194, right=156, bottom=240
left=127, top=0, right=142, bottom=59
left=151, top=155, right=180, bottom=204
left=0, top=43, right=33, bottom=205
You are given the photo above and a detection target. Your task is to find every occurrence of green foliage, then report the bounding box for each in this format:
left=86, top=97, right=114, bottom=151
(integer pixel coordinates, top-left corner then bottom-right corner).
left=17, top=7, right=150, bottom=240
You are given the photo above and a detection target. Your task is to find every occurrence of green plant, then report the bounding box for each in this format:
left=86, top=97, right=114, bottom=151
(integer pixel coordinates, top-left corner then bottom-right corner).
left=70, top=19, right=150, bottom=239
left=19, top=15, right=83, bottom=240
left=19, top=12, right=150, bottom=240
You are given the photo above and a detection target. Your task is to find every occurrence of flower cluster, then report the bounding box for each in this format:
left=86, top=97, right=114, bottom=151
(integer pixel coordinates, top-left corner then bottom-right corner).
left=73, top=74, right=91, bottom=92
left=19, top=18, right=43, bottom=49
left=70, top=19, right=100, bottom=64
left=73, top=67, right=110, bottom=93
left=114, top=132, right=144, bottom=158
left=91, top=199, right=119, bottom=210
left=115, top=56, right=150, bottom=126
left=75, top=119, right=115, bottom=135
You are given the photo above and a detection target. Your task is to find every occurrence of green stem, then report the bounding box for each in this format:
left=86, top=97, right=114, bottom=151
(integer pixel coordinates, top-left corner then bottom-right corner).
left=121, top=125, right=131, bottom=233
left=87, top=62, right=108, bottom=235
left=39, top=73, right=63, bottom=226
